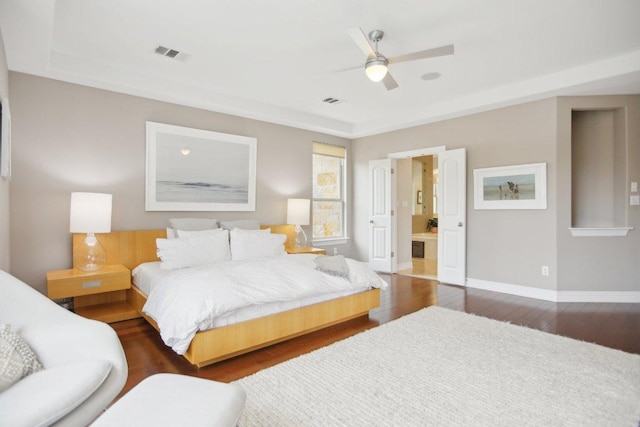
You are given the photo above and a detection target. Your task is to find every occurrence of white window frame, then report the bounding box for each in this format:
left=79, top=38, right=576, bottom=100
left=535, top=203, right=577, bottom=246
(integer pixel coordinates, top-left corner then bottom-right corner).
left=312, top=143, right=347, bottom=245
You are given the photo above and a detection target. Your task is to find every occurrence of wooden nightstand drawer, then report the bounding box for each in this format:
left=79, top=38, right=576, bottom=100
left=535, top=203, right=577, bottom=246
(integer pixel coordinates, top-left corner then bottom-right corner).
left=47, top=264, right=130, bottom=299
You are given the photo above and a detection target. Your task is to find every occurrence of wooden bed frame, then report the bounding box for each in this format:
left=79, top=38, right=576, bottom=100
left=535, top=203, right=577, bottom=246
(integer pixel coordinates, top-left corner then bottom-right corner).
left=75, top=226, right=380, bottom=367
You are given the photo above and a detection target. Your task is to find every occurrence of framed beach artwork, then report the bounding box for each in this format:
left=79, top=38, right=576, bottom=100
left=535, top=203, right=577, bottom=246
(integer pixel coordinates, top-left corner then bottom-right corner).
left=473, top=162, right=547, bottom=210
left=145, top=122, right=257, bottom=211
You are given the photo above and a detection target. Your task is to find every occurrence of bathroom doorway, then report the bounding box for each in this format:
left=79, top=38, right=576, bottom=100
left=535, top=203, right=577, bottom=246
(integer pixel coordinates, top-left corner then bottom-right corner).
left=398, top=155, right=439, bottom=279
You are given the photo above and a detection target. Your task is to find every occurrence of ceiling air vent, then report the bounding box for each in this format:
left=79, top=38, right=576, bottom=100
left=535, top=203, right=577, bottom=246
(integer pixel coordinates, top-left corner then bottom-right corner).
left=154, top=46, right=188, bottom=61
left=322, top=97, right=346, bottom=105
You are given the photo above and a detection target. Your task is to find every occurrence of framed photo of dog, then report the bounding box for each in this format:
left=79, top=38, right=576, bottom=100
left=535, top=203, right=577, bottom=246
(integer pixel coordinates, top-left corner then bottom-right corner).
left=473, top=162, right=547, bottom=210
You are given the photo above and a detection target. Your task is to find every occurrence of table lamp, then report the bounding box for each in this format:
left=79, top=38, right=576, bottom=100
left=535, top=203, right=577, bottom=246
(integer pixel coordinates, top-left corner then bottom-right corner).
left=70, top=192, right=112, bottom=272
left=287, top=198, right=310, bottom=248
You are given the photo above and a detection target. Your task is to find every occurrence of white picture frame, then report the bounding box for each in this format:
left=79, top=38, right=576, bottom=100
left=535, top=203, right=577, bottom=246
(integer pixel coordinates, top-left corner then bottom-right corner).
left=146, top=122, right=257, bottom=211
left=1, top=99, right=11, bottom=180
left=474, top=162, right=547, bottom=210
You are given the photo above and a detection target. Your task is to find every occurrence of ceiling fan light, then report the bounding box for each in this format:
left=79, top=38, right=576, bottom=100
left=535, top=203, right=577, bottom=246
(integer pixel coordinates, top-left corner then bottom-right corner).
left=365, top=58, right=388, bottom=82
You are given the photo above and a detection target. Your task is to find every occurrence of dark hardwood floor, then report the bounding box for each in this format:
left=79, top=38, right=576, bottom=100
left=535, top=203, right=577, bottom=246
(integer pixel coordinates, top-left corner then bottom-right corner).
left=112, top=274, right=640, bottom=399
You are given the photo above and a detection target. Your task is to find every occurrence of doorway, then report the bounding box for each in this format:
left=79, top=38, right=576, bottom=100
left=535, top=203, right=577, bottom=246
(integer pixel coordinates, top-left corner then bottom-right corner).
left=398, top=155, right=439, bottom=279
left=379, top=146, right=466, bottom=285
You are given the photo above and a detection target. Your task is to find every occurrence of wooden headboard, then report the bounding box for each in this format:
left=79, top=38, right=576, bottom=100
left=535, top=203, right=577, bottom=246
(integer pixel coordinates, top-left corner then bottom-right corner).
left=73, top=224, right=297, bottom=271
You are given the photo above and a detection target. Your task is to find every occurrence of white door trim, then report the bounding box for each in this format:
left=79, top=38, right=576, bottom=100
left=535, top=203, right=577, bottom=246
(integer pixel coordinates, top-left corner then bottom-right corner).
left=387, top=145, right=447, bottom=159
left=387, top=145, right=465, bottom=283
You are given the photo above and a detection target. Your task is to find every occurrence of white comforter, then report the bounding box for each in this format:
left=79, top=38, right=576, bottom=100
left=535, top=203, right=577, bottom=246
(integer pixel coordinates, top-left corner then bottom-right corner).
left=140, top=254, right=387, bottom=354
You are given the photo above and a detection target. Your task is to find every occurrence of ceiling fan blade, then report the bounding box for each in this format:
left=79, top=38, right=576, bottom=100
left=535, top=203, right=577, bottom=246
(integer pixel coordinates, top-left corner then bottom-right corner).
left=347, top=27, right=376, bottom=58
left=331, top=64, right=362, bottom=74
left=388, top=44, right=454, bottom=65
left=382, top=72, right=399, bottom=91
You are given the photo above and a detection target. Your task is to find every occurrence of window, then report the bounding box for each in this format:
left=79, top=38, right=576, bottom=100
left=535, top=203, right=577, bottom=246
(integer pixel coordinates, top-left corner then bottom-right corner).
left=312, top=142, right=346, bottom=240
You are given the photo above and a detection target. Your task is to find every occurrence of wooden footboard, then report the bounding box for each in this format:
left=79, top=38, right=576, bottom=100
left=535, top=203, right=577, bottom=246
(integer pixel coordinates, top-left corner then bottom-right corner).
left=85, top=229, right=381, bottom=367
left=130, top=286, right=380, bottom=367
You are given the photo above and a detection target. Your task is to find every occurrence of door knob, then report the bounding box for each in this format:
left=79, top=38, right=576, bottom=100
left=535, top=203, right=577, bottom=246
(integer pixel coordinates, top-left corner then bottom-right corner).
left=458, top=222, right=463, bottom=227
left=369, top=220, right=375, bottom=224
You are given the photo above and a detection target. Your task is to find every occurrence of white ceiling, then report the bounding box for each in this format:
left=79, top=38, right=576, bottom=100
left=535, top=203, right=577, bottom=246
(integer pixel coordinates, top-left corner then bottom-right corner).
left=1, top=0, right=639, bottom=138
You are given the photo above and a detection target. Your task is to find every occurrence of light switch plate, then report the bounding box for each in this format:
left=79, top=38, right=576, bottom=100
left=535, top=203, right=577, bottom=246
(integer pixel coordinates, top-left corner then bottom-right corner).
left=631, top=182, right=638, bottom=193
left=631, top=195, right=640, bottom=206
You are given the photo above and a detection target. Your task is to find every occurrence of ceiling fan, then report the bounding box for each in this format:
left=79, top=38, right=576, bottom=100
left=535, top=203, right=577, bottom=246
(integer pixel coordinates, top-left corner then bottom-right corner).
left=347, top=27, right=454, bottom=91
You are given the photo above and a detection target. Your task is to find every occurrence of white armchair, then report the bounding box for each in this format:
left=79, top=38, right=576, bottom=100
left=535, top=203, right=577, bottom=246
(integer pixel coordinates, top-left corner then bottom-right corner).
left=0, top=270, right=127, bottom=426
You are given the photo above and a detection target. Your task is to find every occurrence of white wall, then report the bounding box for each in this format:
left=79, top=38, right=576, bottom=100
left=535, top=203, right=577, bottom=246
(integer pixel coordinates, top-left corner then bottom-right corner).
left=9, top=72, right=352, bottom=294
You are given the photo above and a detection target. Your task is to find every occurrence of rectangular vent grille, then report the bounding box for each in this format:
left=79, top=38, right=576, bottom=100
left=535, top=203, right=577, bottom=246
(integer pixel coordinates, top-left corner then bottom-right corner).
left=322, top=97, right=346, bottom=105
left=154, top=45, right=188, bottom=61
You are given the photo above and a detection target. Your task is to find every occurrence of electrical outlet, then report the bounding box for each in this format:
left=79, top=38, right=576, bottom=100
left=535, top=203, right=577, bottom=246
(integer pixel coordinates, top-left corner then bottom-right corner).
left=541, top=266, right=549, bottom=276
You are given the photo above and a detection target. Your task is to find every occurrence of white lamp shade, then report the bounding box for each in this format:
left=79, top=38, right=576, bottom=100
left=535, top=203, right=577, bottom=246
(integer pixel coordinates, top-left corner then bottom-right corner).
left=287, top=198, right=310, bottom=226
left=70, top=192, right=112, bottom=233
left=365, top=62, right=388, bottom=82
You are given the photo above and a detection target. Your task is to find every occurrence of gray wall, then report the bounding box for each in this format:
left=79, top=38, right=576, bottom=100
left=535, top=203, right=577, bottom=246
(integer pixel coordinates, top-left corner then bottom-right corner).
left=352, top=95, right=640, bottom=294
left=6, top=68, right=639, bottom=296
left=556, top=96, right=640, bottom=292
left=9, top=72, right=351, bottom=294
left=0, top=29, right=9, bottom=271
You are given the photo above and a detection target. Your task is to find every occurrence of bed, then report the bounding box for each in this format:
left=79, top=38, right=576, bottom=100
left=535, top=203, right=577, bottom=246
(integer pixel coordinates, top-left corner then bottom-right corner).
left=74, top=225, right=384, bottom=367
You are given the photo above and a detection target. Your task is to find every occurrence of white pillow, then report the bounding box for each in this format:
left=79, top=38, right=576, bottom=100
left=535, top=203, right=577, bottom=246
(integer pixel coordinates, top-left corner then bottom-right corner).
left=156, top=231, right=231, bottom=270
left=175, top=228, right=225, bottom=238
left=169, top=218, right=218, bottom=231
left=0, top=324, right=43, bottom=392
left=166, top=227, right=177, bottom=239
left=219, top=220, right=260, bottom=230
left=229, top=227, right=269, bottom=234
left=230, top=228, right=286, bottom=261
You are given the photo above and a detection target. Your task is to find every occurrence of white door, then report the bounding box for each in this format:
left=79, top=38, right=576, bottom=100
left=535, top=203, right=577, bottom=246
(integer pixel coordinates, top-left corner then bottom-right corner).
left=368, top=159, right=396, bottom=273
left=437, top=148, right=466, bottom=285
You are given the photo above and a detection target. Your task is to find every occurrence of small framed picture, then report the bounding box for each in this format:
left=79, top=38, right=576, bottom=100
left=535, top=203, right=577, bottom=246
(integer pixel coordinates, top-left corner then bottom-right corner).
left=474, top=162, right=547, bottom=210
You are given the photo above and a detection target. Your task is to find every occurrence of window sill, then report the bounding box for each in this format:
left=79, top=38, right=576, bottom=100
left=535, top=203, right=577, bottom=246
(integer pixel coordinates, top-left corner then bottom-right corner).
left=311, top=237, right=350, bottom=246
left=569, top=227, right=633, bottom=237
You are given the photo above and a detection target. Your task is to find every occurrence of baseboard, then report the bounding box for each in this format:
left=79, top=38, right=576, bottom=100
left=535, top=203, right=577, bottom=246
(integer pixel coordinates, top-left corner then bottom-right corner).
left=465, top=278, right=557, bottom=301
left=396, top=261, right=413, bottom=272
left=465, top=278, right=640, bottom=303
left=554, top=291, right=640, bottom=303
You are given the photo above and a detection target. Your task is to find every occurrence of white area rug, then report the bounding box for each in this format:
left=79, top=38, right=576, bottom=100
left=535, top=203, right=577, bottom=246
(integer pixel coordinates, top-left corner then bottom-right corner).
left=234, top=307, right=640, bottom=426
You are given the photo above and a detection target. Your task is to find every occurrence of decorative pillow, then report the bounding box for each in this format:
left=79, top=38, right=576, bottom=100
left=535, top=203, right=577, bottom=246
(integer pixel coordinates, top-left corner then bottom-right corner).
left=314, top=255, right=350, bottom=278
left=0, top=324, right=43, bottom=392
left=219, top=220, right=261, bottom=230
left=169, top=218, right=218, bottom=231
left=156, top=230, right=231, bottom=270
left=166, top=227, right=177, bottom=239
left=175, top=228, right=225, bottom=238
left=230, top=228, right=286, bottom=261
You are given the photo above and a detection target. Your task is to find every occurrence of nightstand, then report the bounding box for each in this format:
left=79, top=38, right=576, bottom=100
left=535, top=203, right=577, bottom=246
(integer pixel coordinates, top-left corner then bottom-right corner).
left=286, top=246, right=327, bottom=255
left=46, top=264, right=140, bottom=323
